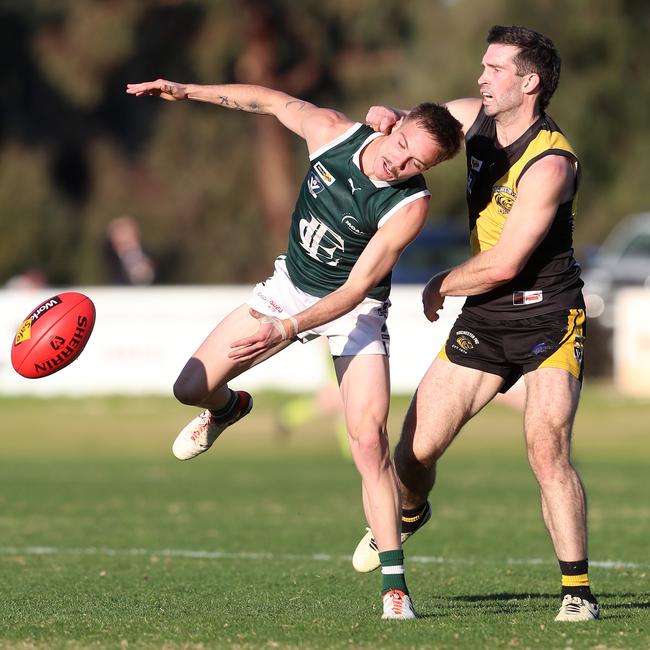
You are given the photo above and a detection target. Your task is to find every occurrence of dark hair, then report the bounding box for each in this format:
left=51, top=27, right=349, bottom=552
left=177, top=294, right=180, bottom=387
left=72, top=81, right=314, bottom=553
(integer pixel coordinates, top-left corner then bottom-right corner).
left=487, top=25, right=561, bottom=111
left=404, top=102, right=463, bottom=164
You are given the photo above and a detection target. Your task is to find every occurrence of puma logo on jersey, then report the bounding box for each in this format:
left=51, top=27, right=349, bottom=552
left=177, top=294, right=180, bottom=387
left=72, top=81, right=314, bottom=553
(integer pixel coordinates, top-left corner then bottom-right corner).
left=348, top=178, right=362, bottom=194
left=314, top=161, right=335, bottom=186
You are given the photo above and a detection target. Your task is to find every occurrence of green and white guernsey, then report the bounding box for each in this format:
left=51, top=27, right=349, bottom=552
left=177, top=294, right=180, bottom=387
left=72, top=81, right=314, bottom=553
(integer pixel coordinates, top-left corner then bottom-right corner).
left=285, top=123, right=430, bottom=302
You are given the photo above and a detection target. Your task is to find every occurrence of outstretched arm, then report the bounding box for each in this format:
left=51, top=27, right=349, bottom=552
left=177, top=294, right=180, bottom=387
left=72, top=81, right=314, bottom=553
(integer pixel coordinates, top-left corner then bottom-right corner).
left=126, top=79, right=352, bottom=149
left=229, top=197, right=430, bottom=361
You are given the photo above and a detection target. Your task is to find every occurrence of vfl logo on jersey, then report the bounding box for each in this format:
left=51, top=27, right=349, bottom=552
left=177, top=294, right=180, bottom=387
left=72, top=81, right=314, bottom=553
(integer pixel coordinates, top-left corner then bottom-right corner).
left=348, top=178, right=362, bottom=194
left=341, top=215, right=369, bottom=237
left=313, top=161, right=335, bottom=186
left=467, top=158, right=483, bottom=195
left=493, top=185, right=516, bottom=214
left=299, top=213, right=344, bottom=266
left=307, top=172, right=325, bottom=198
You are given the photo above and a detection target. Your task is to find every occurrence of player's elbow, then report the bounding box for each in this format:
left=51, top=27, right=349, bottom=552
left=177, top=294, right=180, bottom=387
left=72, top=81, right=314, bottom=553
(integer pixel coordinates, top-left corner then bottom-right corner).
left=490, top=261, right=520, bottom=284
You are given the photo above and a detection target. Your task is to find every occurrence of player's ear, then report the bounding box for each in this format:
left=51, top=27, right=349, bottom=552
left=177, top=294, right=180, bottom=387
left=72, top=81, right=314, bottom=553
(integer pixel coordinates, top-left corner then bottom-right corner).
left=393, top=115, right=406, bottom=130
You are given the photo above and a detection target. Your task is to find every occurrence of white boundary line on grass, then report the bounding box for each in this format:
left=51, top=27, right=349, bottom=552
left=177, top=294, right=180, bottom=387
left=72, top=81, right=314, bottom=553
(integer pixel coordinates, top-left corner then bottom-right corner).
left=0, top=546, right=646, bottom=570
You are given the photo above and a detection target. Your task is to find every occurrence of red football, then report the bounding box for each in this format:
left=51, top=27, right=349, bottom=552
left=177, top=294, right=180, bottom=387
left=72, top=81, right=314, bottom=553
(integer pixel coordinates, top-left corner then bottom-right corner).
left=11, top=292, right=96, bottom=379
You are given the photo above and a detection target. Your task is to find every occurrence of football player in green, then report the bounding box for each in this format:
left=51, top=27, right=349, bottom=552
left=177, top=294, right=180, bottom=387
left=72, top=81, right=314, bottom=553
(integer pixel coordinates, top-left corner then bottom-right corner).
left=127, top=77, right=462, bottom=619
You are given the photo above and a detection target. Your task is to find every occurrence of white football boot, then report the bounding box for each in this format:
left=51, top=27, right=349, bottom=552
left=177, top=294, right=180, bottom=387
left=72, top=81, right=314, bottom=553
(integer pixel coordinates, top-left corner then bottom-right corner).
left=554, top=595, right=601, bottom=622
left=382, top=589, right=417, bottom=620
left=172, top=391, right=253, bottom=460
left=353, top=502, right=431, bottom=573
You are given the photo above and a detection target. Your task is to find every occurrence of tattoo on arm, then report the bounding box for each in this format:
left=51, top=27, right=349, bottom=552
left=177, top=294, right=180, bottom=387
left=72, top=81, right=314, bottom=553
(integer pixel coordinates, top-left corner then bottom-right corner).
left=217, top=95, right=267, bottom=113
left=285, top=99, right=307, bottom=111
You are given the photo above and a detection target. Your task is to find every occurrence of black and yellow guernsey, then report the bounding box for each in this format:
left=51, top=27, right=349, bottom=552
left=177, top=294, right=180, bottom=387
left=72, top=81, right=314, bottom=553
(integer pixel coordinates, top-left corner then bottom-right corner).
left=284, top=123, right=430, bottom=302
left=463, top=108, right=584, bottom=319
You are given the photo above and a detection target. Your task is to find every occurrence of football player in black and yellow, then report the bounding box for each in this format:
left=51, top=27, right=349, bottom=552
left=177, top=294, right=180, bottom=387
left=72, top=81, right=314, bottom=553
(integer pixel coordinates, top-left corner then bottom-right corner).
left=354, top=25, right=600, bottom=622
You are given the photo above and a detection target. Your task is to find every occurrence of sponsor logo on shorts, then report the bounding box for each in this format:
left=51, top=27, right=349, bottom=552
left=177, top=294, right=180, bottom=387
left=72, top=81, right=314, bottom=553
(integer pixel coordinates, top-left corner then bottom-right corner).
left=307, top=172, right=325, bottom=198
left=253, top=288, right=284, bottom=315
left=269, top=299, right=283, bottom=314
left=531, top=341, right=551, bottom=355
left=341, top=215, right=369, bottom=236
left=451, top=329, right=479, bottom=354
left=313, top=161, right=335, bottom=186
left=493, top=185, right=516, bottom=214
left=574, top=334, right=585, bottom=362
left=513, top=290, right=543, bottom=305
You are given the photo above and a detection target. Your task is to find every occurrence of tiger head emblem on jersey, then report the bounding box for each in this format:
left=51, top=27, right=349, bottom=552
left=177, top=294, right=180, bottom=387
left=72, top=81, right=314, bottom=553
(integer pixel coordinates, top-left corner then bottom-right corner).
left=493, top=185, right=516, bottom=214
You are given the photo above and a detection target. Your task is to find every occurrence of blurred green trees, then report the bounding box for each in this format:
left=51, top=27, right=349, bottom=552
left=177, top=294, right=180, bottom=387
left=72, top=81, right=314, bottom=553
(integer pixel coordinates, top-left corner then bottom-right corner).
left=1, top=0, right=648, bottom=286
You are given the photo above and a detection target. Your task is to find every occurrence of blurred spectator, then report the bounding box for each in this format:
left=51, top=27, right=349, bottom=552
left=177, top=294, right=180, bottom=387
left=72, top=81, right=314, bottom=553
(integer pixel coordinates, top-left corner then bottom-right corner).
left=5, top=268, right=49, bottom=289
left=102, top=215, right=156, bottom=285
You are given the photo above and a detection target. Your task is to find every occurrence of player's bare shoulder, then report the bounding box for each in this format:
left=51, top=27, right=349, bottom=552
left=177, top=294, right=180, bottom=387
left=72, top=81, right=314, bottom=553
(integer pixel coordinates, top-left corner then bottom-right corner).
left=301, top=107, right=356, bottom=155
left=520, top=153, right=576, bottom=203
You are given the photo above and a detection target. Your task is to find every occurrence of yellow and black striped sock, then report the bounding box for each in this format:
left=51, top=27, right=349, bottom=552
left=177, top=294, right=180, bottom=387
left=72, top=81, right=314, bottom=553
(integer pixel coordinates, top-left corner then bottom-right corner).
left=559, top=559, right=597, bottom=604
left=401, top=502, right=429, bottom=534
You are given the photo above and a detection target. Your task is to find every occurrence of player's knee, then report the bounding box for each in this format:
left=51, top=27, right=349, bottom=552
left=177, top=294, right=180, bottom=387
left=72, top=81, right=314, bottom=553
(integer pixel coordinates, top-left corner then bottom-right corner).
left=527, top=440, right=572, bottom=483
left=347, top=419, right=388, bottom=458
left=173, top=358, right=211, bottom=406
left=173, top=374, right=205, bottom=406
left=395, top=438, right=438, bottom=472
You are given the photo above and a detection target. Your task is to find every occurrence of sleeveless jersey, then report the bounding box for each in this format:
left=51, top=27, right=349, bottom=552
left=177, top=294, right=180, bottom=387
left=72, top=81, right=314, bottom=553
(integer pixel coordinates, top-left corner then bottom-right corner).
left=285, top=123, right=430, bottom=302
left=463, top=109, right=584, bottom=319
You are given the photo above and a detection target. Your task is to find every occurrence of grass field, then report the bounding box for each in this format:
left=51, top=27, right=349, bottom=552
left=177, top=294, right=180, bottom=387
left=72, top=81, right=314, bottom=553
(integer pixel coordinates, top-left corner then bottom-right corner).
left=1, top=385, right=649, bottom=649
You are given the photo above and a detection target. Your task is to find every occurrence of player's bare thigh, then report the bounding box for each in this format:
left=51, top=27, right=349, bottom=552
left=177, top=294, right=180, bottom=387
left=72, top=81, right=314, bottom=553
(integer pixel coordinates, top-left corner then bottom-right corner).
left=523, top=367, right=581, bottom=446
left=334, top=354, right=390, bottom=434
left=404, top=357, right=504, bottom=460
left=176, top=304, right=292, bottom=400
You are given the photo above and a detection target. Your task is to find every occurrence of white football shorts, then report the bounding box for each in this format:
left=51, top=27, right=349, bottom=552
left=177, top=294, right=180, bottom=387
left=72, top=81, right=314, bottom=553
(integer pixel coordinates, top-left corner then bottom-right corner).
left=247, top=256, right=390, bottom=357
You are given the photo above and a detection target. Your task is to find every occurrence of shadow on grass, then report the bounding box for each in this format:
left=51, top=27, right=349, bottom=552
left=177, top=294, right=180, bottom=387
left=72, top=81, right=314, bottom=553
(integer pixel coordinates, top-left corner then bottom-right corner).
left=415, top=591, right=650, bottom=619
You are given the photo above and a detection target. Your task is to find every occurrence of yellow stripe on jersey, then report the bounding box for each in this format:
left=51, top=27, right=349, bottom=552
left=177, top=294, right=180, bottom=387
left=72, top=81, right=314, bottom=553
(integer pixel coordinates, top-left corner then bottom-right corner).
left=470, top=128, right=577, bottom=256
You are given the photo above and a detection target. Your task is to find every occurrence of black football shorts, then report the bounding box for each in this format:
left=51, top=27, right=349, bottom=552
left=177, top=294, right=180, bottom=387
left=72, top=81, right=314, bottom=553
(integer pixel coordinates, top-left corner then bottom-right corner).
left=438, top=308, right=586, bottom=392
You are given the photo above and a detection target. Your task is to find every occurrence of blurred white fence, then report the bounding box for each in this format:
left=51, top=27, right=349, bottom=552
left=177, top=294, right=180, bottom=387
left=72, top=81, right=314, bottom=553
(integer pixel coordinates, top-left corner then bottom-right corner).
left=613, top=288, right=650, bottom=396
left=0, top=286, right=464, bottom=396
left=4, top=286, right=649, bottom=397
